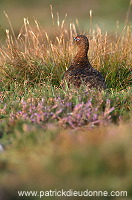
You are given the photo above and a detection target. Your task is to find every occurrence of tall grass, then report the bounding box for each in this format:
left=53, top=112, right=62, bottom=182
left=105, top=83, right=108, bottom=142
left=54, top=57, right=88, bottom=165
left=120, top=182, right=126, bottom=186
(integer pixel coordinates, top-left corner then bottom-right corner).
left=0, top=11, right=131, bottom=90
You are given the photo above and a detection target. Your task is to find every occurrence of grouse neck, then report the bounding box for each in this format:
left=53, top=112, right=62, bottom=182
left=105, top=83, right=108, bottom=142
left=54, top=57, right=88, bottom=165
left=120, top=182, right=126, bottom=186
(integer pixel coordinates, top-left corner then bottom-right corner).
left=73, top=48, right=89, bottom=64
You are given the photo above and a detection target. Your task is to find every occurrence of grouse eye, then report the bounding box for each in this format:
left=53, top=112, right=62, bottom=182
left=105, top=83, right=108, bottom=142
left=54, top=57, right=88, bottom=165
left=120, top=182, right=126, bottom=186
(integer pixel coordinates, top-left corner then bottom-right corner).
left=74, top=37, right=80, bottom=41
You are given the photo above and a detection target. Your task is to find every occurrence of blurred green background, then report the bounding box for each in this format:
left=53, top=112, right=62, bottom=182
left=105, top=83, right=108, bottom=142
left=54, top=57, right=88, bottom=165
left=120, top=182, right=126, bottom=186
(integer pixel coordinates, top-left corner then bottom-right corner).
left=0, top=0, right=131, bottom=33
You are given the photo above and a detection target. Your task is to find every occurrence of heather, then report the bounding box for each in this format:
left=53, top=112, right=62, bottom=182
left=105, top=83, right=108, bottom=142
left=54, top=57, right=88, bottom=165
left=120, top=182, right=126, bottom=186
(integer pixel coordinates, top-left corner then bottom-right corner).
left=1, top=85, right=131, bottom=132
left=0, top=4, right=132, bottom=200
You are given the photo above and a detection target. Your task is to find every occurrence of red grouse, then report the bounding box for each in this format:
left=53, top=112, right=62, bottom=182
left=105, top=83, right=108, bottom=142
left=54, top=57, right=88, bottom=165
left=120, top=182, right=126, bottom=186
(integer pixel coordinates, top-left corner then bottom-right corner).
left=62, top=35, right=106, bottom=90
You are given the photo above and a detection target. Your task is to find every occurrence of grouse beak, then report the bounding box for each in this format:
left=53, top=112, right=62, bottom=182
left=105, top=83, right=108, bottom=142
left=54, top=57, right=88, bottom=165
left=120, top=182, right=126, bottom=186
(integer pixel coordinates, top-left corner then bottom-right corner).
left=74, top=37, right=80, bottom=41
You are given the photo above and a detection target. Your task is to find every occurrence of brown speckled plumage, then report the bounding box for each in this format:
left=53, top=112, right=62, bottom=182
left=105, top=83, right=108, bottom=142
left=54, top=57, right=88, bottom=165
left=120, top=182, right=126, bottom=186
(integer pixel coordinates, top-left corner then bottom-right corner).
left=62, top=35, right=106, bottom=90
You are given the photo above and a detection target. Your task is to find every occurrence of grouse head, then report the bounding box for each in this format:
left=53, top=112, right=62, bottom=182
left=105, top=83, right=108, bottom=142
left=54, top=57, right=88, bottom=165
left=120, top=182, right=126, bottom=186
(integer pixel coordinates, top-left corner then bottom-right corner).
left=74, top=35, right=89, bottom=53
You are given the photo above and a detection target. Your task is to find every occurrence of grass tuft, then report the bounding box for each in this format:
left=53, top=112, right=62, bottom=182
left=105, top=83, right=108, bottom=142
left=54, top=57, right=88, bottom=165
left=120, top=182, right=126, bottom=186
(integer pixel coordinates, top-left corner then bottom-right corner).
left=0, top=14, right=131, bottom=89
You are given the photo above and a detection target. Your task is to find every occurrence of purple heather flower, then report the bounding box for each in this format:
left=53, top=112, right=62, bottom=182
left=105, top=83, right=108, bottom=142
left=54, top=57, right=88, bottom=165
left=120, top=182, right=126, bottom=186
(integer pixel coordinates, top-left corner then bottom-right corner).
left=8, top=95, right=115, bottom=129
left=92, top=114, right=98, bottom=121
left=73, top=103, right=84, bottom=112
